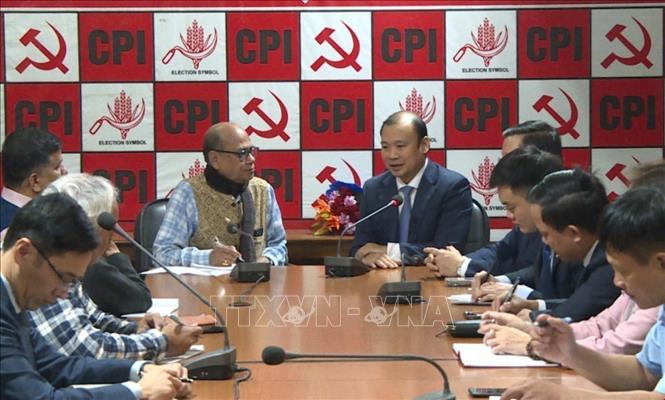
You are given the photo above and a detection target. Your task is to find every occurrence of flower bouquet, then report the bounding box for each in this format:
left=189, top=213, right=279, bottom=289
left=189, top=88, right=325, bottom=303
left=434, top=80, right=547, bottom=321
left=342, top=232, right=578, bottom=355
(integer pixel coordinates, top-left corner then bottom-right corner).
left=311, top=181, right=362, bottom=236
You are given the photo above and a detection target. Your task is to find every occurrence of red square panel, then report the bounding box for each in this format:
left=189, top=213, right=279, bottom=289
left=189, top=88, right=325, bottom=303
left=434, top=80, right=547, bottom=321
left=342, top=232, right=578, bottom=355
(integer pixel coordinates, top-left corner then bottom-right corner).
left=79, top=13, right=153, bottom=81
left=562, top=148, right=591, bottom=171
left=301, top=81, right=373, bottom=149
left=155, top=82, right=228, bottom=151
left=82, top=152, right=155, bottom=223
left=518, top=9, right=590, bottom=78
left=5, top=83, right=81, bottom=152
left=255, top=150, right=301, bottom=219
left=591, top=78, right=663, bottom=147
left=446, top=80, right=517, bottom=149
left=372, top=11, right=444, bottom=80
left=227, top=12, right=299, bottom=81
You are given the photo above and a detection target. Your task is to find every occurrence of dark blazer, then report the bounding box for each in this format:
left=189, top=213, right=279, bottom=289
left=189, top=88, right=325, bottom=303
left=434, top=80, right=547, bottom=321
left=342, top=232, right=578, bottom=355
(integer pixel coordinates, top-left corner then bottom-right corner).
left=83, top=252, right=152, bottom=317
left=350, top=161, right=472, bottom=262
left=464, top=227, right=542, bottom=277
left=1, top=280, right=136, bottom=399
left=506, top=243, right=620, bottom=322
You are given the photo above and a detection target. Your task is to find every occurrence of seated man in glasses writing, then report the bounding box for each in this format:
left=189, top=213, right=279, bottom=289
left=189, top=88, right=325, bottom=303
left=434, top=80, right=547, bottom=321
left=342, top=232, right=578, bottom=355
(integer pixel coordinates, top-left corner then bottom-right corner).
left=154, top=122, right=287, bottom=267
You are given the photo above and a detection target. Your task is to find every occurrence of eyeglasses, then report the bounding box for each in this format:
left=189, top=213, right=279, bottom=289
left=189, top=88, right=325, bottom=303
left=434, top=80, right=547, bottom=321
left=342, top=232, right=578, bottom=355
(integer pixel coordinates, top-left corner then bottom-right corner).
left=32, top=242, right=80, bottom=287
left=211, top=146, right=259, bottom=162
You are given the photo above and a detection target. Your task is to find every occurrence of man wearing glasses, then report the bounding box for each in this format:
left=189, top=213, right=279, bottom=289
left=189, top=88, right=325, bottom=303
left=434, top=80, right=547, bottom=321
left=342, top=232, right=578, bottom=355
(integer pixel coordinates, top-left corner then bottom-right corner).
left=154, top=122, right=287, bottom=267
left=1, top=193, right=191, bottom=400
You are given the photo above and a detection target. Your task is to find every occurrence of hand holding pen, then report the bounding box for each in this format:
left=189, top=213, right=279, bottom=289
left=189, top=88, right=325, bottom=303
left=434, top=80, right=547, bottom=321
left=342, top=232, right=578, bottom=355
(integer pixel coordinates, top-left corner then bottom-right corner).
left=209, top=236, right=242, bottom=266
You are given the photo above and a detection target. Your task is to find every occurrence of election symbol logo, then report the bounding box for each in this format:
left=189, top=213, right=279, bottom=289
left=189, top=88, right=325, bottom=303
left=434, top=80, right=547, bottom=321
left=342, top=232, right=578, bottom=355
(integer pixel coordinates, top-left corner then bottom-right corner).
left=162, top=20, right=218, bottom=70
left=399, top=88, right=436, bottom=124
left=311, top=21, right=361, bottom=72
left=16, top=22, right=68, bottom=74
left=316, top=160, right=362, bottom=187
left=470, top=156, right=497, bottom=205
left=605, top=156, right=639, bottom=201
left=89, top=90, right=146, bottom=139
left=184, top=158, right=205, bottom=179
left=601, top=17, right=652, bottom=69
left=533, top=88, right=580, bottom=139
left=453, top=18, right=508, bottom=67
left=243, top=91, right=290, bottom=141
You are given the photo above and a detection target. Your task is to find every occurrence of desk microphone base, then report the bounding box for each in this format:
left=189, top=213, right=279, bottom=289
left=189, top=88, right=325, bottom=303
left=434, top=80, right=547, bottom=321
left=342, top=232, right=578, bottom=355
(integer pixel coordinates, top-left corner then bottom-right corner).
left=414, top=390, right=456, bottom=400
left=182, top=346, right=237, bottom=380
left=324, top=256, right=370, bottom=277
left=231, top=262, right=271, bottom=282
left=377, top=281, right=422, bottom=304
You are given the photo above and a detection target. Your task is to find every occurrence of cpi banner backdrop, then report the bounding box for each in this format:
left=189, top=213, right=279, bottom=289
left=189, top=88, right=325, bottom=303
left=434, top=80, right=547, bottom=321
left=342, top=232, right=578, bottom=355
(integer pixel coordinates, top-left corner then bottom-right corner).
left=0, top=1, right=663, bottom=237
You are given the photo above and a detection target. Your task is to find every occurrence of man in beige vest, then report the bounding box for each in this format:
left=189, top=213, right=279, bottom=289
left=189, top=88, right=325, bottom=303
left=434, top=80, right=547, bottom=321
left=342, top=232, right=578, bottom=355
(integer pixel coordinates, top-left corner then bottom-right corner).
left=153, top=122, right=287, bottom=267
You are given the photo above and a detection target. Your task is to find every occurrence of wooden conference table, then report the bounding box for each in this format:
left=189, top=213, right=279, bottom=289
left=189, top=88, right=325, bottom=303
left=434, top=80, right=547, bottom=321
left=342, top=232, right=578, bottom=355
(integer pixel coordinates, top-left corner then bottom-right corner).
left=147, top=266, right=602, bottom=399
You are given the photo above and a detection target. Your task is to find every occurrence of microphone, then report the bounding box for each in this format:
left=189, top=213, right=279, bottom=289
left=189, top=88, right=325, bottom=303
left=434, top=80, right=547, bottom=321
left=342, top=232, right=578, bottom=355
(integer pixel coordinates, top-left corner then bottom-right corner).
left=324, top=193, right=404, bottom=277
left=261, top=346, right=455, bottom=400
left=224, top=219, right=271, bottom=283
left=377, top=251, right=422, bottom=304
left=97, top=212, right=237, bottom=380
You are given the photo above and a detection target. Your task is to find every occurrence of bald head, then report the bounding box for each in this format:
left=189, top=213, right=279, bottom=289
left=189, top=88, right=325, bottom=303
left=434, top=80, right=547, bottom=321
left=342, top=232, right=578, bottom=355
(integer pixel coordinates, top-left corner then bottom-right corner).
left=380, top=111, right=428, bottom=140
left=203, top=122, right=245, bottom=163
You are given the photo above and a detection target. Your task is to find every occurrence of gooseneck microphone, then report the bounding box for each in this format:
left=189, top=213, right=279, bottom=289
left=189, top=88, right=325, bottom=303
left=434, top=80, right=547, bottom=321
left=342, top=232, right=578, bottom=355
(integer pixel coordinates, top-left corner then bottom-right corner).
left=261, top=346, right=455, bottom=400
left=224, top=219, right=271, bottom=282
left=377, top=251, right=423, bottom=304
left=324, top=193, right=404, bottom=277
left=97, top=212, right=237, bottom=380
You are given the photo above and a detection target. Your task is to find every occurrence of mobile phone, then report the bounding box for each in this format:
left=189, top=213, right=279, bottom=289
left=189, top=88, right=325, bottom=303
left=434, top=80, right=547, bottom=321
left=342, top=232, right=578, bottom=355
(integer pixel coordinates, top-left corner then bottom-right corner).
left=464, top=311, right=482, bottom=320
left=468, top=387, right=506, bottom=397
left=445, top=277, right=473, bottom=287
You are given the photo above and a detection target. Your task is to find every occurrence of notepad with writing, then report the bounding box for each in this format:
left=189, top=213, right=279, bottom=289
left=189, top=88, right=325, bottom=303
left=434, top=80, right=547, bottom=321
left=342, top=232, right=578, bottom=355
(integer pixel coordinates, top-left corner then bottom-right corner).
left=453, top=343, right=557, bottom=368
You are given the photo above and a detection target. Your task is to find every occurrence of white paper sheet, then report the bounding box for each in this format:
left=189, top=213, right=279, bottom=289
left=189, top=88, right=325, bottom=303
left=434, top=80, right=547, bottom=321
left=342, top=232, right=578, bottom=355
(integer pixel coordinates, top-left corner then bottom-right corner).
left=122, top=298, right=179, bottom=318
left=141, top=265, right=233, bottom=277
left=453, top=343, right=557, bottom=368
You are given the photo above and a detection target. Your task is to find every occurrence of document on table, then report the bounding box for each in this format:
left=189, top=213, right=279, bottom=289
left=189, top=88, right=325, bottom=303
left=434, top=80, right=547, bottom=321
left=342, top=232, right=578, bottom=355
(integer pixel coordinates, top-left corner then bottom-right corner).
left=122, top=298, right=179, bottom=319
left=141, top=264, right=234, bottom=276
left=453, top=343, right=557, bottom=368
left=158, top=344, right=205, bottom=364
left=447, top=293, right=492, bottom=305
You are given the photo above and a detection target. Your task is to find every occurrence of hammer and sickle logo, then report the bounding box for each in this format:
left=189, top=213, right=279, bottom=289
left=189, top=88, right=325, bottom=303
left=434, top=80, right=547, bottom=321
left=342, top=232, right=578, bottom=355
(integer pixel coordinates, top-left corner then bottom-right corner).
left=310, top=21, right=362, bottom=72
left=533, top=88, right=580, bottom=139
left=16, top=22, right=68, bottom=74
left=243, top=91, right=290, bottom=141
left=601, top=17, right=652, bottom=69
left=315, top=160, right=362, bottom=187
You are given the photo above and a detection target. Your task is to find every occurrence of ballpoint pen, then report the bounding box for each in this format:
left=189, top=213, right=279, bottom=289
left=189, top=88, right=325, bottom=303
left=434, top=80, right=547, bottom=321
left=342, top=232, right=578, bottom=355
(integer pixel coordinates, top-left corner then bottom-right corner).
left=168, top=314, right=184, bottom=326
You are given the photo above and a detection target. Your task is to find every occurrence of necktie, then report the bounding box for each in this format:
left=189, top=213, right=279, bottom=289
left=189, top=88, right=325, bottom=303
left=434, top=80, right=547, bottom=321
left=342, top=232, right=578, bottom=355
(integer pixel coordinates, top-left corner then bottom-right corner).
left=537, top=245, right=556, bottom=298
left=398, top=186, right=414, bottom=243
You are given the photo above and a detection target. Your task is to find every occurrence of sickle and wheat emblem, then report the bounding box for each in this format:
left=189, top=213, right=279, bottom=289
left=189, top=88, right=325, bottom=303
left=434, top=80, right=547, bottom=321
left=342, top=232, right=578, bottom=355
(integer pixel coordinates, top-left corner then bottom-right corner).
left=470, top=156, right=497, bottom=205
left=162, top=20, right=218, bottom=70
left=453, top=18, right=508, bottom=67
left=399, top=88, right=436, bottom=124
left=88, top=90, right=146, bottom=139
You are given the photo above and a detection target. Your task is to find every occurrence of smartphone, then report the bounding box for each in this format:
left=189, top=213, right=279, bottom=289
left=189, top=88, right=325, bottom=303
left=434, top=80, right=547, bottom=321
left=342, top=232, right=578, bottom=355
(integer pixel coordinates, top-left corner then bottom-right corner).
left=463, top=311, right=482, bottom=320
left=445, top=277, right=473, bottom=287
left=468, top=387, right=506, bottom=397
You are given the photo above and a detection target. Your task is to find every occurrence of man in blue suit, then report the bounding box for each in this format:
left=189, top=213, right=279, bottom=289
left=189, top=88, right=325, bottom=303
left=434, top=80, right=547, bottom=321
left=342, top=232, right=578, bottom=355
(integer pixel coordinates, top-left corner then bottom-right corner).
left=0, top=193, right=191, bottom=400
left=350, top=111, right=472, bottom=268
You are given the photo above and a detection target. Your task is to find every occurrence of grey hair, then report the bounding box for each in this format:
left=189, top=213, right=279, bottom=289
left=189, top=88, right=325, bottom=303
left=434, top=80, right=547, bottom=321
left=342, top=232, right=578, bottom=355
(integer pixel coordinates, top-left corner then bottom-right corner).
left=42, top=173, right=118, bottom=227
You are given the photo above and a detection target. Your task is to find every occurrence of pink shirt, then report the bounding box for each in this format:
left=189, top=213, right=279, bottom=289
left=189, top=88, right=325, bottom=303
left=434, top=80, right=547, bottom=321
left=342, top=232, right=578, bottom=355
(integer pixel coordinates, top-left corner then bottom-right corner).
left=572, top=292, right=659, bottom=354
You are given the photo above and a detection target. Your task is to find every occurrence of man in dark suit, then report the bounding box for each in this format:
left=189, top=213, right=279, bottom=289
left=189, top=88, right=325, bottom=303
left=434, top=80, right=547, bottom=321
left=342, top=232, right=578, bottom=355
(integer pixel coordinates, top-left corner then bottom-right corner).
left=350, top=111, right=472, bottom=268
left=494, top=169, right=621, bottom=322
left=425, top=144, right=563, bottom=278
left=0, top=193, right=190, bottom=400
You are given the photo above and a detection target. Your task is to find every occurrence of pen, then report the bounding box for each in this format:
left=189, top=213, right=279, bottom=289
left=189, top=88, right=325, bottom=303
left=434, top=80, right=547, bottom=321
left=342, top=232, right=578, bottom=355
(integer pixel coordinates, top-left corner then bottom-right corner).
left=501, top=277, right=520, bottom=306
left=168, top=315, right=184, bottom=326
left=180, top=377, right=194, bottom=383
left=534, top=316, right=573, bottom=327
left=213, top=236, right=244, bottom=263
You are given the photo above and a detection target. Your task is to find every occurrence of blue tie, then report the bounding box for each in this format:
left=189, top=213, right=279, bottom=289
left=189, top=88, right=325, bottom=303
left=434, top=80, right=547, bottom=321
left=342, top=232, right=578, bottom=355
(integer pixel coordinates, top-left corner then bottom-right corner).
left=399, top=186, right=413, bottom=243
left=537, top=245, right=556, bottom=298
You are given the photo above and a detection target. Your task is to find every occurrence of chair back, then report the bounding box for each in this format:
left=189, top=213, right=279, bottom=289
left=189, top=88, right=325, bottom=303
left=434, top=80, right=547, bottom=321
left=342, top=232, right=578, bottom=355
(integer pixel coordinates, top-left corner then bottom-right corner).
left=464, top=198, right=490, bottom=253
left=134, top=198, right=169, bottom=272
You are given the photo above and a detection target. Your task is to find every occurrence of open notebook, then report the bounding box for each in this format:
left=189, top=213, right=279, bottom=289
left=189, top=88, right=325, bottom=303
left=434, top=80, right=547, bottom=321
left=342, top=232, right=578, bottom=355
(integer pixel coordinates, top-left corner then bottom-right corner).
left=453, top=343, right=557, bottom=368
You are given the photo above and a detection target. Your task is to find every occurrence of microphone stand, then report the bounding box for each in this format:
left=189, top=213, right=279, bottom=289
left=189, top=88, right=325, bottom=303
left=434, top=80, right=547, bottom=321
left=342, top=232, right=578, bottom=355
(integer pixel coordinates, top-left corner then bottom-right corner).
left=377, top=252, right=422, bottom=304
left=225, top=222, right=271, bottom=283
left=97, top=213, right=237, bottom=380
left=324, top=194, right=403, bottom=278
left=263, top=346, right=455, bottom=400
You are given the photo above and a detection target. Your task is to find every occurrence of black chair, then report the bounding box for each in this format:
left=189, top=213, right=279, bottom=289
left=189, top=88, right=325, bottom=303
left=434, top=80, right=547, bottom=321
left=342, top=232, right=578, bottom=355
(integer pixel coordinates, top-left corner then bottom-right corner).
left=463, top=198, right=490, bottom=254
left=133, top=198, right=169, bottom=273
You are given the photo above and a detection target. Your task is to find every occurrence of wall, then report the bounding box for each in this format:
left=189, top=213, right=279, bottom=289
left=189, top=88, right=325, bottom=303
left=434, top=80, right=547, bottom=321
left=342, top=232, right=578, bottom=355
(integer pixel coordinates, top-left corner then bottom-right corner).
left=1, top=0, right=663, bottom=239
